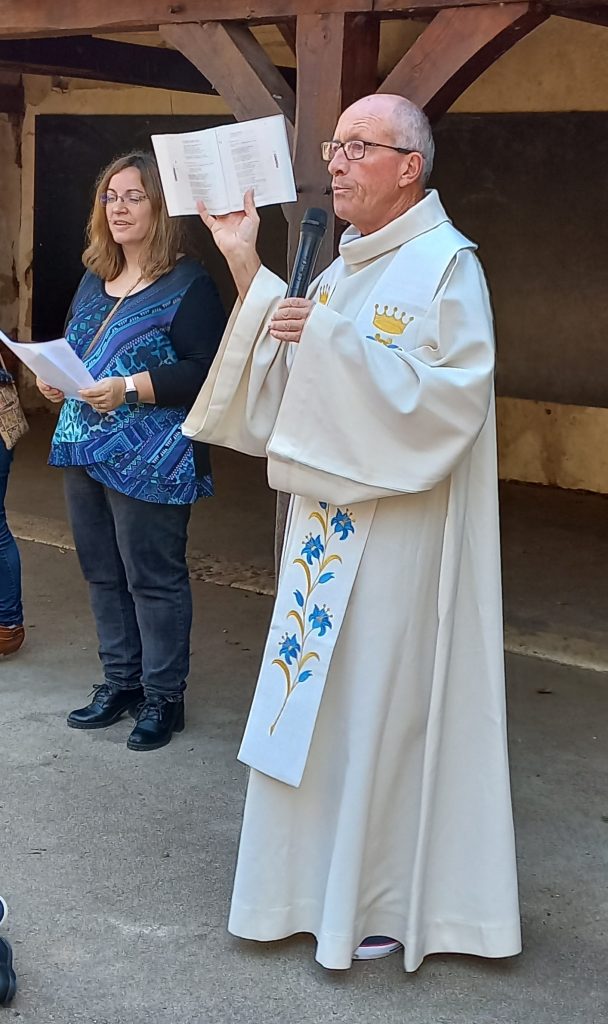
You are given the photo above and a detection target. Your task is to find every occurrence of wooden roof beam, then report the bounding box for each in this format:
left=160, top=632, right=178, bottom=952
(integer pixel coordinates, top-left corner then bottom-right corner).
left=0, top=35, right=297, bottom=95
left=378, top=2, right=548, bottom=121
left=0, top=1, right=602, bottom=41
left=0, top=36, right=215, bottom=93
left=375, top=0, right=593, bottom=10
left=0, top=1, right=368, bottom=39
left=553, top=5, right=608, bottom=24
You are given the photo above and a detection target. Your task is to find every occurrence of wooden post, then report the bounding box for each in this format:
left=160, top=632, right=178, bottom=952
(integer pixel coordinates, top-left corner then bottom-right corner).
left=288, top=12, right=346, bottom=268
left=287, top=12, right=380, bottom=264
left=341, top=13, right=381, bottom=109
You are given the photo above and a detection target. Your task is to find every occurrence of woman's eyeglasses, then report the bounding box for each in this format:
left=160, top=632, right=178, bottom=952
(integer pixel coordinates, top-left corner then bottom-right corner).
left=100, top=190, right=149, bottom=206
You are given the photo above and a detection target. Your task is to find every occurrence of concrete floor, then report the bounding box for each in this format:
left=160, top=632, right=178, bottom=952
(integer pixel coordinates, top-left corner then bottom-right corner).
left=1, top=541, right=607, bottom=1024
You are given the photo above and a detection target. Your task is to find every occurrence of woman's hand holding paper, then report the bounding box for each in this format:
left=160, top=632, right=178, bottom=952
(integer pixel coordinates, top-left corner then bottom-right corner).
left=36, top=377, right=64, bottom=403
left=79, top=377, right=126, bottom=414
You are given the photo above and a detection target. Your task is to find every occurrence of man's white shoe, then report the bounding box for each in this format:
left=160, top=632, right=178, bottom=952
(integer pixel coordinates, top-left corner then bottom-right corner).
left=353, top=935, right=403, bottom=961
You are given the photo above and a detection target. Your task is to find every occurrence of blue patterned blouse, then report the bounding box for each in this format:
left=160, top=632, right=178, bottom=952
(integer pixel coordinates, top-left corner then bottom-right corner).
left=49, top=258, right=226, bottom=505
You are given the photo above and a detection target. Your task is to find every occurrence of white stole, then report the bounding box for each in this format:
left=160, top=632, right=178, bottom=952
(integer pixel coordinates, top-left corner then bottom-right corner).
left=238, top=497, right=376, bottom=787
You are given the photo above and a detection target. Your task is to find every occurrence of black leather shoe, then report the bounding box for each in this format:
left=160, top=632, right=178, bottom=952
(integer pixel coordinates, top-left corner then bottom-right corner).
left=127, top=696, right=185, bottom=752
left=67, top=683, right=144, bottom=730
left=0, top=937, right=16, bottom=1005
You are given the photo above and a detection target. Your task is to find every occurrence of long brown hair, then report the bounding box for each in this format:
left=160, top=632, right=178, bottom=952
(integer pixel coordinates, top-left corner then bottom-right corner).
left=82, top=151, right=181, bottom=282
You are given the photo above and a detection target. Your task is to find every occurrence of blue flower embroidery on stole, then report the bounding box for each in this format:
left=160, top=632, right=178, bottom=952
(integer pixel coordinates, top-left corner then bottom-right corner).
left=270, top=501, right=356, bottom=735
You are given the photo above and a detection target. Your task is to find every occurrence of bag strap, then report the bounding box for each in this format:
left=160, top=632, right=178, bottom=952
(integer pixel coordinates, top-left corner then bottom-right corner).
left=0, top=348, right=14, bottom=383
left=82, top=275, right=143, bottom=360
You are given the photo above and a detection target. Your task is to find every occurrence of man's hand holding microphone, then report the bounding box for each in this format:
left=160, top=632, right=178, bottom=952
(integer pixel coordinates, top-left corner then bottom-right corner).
left=197, top=190, right=328, bottom=345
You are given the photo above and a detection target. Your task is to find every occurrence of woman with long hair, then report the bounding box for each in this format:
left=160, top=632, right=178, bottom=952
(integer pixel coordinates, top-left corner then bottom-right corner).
left=36, top=150, right=225, bottom=751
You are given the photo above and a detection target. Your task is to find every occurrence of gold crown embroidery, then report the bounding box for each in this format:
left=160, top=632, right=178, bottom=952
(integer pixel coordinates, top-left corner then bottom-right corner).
left=373, top=304, right=414, bottom=336
left=318, top=283, right=332, bottom=306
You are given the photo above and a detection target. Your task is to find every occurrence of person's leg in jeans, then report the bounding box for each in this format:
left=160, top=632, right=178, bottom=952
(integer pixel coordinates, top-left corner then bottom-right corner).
left=0, top=439, right=24, bottom=657
left=107, top=488, right=192, bottom=751
left=0, top=892, right=15, bottom=1005
left=64, top=467, right=144, bottom=728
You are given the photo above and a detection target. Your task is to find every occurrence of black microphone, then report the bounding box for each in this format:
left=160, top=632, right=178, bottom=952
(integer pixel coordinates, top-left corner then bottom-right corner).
left=286, top=207, right=328, bottom=298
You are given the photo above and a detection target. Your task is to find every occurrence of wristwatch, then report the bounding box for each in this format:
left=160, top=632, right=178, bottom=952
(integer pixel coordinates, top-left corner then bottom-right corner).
left=123, top=375, right=139, bottom=407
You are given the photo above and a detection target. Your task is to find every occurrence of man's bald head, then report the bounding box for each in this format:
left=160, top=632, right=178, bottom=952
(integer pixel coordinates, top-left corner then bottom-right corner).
left=340, top=94, right=435, bottom=185
left=328, top=94, right=434, bottom=235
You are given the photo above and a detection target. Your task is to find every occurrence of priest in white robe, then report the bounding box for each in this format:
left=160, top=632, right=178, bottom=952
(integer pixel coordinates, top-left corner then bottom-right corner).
left=183, top=94, right=521, bottom=972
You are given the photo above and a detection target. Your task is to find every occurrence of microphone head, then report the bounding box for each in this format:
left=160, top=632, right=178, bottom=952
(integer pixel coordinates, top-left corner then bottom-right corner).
left=302, top=207, right=328, bottom=236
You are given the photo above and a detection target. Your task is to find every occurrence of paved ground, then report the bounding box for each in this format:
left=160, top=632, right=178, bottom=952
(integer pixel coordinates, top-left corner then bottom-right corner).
left=2, top=541, right=607, bottom=1024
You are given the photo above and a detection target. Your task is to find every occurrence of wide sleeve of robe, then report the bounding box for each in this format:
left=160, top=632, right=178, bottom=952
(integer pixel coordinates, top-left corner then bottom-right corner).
left=182, top=265, right=288, bottom=457
left=182, top=249, right=496, bottom=505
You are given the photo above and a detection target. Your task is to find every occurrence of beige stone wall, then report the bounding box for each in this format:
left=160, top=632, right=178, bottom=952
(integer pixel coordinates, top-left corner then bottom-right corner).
left=8, top=16, right=608, bottom=491
left=498, top=399, right=608, bottom=494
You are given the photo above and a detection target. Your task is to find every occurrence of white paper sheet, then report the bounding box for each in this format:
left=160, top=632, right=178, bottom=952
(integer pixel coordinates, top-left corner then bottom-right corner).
left=0, top=331, right=95, bottom=400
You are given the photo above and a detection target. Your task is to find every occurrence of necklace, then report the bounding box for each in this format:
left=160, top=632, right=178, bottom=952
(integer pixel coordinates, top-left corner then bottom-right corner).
left=82, top=274, right=144, bottom=360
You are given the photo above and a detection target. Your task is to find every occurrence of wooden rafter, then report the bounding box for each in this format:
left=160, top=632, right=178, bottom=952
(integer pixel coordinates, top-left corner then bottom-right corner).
left=378, top=2, right=548, bottom=120
left=554, top=5, right=608, bottom=24
left=160, top=21, right=295, bottom=127
left=0, top=1, right=603, bottom=40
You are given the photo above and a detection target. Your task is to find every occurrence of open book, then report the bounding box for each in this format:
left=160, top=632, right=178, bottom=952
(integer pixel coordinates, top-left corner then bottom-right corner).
left=151, top=113, right=297, bottom=217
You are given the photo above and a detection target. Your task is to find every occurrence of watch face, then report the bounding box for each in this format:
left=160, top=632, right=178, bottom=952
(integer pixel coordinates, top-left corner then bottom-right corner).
left=125, top=390, right=138, bottom=405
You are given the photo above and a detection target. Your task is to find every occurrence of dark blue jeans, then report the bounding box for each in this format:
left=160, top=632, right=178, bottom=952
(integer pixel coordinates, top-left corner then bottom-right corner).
left=0, top=438, right=23, bottom=627
left=64, top=468, right=192, bottom=698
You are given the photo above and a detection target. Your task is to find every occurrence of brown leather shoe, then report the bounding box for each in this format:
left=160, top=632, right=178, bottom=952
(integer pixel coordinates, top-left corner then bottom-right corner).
left=0, top=625, right=25, bottom=657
